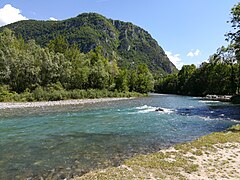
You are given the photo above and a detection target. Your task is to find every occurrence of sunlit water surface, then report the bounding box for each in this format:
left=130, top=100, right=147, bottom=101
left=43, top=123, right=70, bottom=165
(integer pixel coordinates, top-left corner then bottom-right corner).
left=0, top=94, right=239, bottom=179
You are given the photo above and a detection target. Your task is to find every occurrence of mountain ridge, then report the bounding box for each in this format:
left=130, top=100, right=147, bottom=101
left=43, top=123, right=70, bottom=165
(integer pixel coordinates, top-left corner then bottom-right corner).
left=0, top=13, right=177, bottom=75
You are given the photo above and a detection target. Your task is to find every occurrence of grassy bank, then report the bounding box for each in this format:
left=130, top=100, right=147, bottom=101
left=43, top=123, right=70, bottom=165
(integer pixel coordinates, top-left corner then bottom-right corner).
left=73, top=124, right=240, bottom=180
left=0, top=86, right=145, bottom=102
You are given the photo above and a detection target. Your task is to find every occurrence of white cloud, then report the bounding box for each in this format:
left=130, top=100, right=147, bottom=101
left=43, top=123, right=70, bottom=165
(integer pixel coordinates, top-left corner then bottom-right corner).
left=166, top=51, right=183, bottom=70
left=49, top=17, right=58, bottom=21
left=0, top=4, right=28, bottom=27
left=187, top=52, right=194, bottom=57
left=194, top=49, right=200, bottom=56
left=187, top=49, right=201, bottom=57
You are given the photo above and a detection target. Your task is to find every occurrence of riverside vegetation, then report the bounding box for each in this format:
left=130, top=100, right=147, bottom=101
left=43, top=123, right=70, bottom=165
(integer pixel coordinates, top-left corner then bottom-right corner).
left=0, top=29, right=154, bottom=101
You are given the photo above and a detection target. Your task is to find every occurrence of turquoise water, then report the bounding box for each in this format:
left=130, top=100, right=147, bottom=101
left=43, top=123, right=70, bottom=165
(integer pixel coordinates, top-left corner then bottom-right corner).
left=0, top=94, right=239, bottom=179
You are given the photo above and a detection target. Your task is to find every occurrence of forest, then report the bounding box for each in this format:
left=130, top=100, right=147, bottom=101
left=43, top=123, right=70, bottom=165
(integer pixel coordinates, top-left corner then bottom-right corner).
left=0, top=29, right=154, bottom=101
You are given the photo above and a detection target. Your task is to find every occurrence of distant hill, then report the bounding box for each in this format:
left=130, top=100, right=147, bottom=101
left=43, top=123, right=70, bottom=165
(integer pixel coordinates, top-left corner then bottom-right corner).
left=0, top=13, right=177, bottom=75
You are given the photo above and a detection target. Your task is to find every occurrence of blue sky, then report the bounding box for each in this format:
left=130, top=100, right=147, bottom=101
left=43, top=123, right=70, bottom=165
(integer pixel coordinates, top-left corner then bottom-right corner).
left=0, top=0, right=238, bottom=69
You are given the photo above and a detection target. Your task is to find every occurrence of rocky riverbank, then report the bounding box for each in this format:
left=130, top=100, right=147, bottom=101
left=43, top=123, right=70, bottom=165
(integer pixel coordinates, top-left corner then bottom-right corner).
left=203, top=94, right=232, bottom=102
left=0, top=97, right=133, bottom=109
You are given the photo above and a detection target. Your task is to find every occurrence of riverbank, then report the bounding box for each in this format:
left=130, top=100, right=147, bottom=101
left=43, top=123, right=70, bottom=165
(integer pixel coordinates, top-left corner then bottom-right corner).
left=73, top=124, right=240, bottom=180
left=0, top=87, right=144, bottom=102
left=203, top=94, right=232, bottom=102
left=0, top=97, right=133, bottom=109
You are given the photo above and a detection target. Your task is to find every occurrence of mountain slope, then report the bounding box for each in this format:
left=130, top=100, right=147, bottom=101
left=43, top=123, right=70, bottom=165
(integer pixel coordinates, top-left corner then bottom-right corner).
left=0, top=13, right=177, bottom=74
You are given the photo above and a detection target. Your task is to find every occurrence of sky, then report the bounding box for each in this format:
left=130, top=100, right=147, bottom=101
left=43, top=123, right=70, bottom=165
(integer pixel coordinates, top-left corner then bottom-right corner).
left=0, top=0, right=239, bottom=69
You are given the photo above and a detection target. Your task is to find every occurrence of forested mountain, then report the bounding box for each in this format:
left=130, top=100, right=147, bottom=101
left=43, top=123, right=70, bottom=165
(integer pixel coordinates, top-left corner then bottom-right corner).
left=0, top=13, right=177, bottom=75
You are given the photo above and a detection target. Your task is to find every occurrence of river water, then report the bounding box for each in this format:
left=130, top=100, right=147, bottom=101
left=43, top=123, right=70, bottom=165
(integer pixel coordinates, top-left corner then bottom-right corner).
left=0, top=94, right=239, bottom=179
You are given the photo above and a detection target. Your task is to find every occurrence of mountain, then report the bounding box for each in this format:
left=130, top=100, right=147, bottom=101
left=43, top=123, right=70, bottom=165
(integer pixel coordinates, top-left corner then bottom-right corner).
left=0, top=13, right=177, bottom=75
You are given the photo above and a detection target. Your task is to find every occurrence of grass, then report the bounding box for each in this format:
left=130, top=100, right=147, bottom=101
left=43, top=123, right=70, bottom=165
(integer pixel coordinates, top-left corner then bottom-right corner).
left=73, top=124, right=240, bottom=180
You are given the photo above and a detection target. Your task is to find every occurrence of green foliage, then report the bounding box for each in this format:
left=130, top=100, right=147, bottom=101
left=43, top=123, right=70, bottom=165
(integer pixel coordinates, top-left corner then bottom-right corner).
left=47, top=35, right=69, bottom=54
left=128, top=69, right=138, bottom=92
left=226, top=3, right=240, bottom=63
left=87, top=47, right=110, bottom=89
left=0, top=29, right=153, bottom=101
left=0, top=85, right=15, bottom=102
left=155, top=61, right=238, bottom=96
left=115, top=69, right=129, bottom=92
left=135, top=64, right=154, bottom=93
left=0, top=87, right=143, bottom=102
left=177, top=64, right=196, bottom=94
left=226, top=3, right=240, bottom=94
left=155, top=74, right=178, bottom=94
left=0, top=13, right=177, bottom=75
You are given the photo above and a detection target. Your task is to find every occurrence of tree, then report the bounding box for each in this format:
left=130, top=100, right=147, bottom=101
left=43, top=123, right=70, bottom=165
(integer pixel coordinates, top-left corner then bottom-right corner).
left=128, top=69, right=138, bottom=92
left=155, top=74, right=178, bottom=94
left=47, top=35, right=69, bottom=54
left=108, top=59, right=119, bottom=90
left=0, top=50, right=10, bottom=85
left=226, top=2, right=240, bottom=93
left=39, top=48, right=59, bottom=86
left=177, top=64, right=196, bottom=94
left=88, top=59, right=109, bottom=89
left=135, top=64, right=154, bottom=93
left=216, top=46, right=237, bottom=94
left=115, top=69, right=129, bottom=92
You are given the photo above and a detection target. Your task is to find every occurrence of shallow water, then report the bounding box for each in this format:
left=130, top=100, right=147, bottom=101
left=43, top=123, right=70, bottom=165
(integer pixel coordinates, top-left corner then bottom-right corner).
left=0, top=94, right=239, bottom=179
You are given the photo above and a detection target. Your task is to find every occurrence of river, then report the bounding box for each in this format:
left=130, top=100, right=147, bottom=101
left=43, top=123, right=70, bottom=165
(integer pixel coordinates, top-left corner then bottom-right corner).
left=0, top=94, right=239, bottom=179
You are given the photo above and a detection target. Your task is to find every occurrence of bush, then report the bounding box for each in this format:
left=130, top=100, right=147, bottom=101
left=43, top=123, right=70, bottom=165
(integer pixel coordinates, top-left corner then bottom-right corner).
left=33, top=86, right=47, bottom=101
left=0, top=84, right=145, bottom=102
left=0, top=85, right=15, bottom=102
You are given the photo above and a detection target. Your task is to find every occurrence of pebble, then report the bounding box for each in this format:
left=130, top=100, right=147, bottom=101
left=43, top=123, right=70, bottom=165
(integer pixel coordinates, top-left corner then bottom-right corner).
left=0, top=98, right=132, bottom=109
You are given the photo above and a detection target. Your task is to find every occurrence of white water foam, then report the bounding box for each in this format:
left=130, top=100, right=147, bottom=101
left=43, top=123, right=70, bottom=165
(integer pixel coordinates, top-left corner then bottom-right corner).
left=198, top=100, right=220, bottom=103
left=199, top=115, right=238, bottom=122
left=135, top=105, right=150, bottom=110
left=135, top=105, right=174, bottom=114
left=136, top=105, right=156, bottom=113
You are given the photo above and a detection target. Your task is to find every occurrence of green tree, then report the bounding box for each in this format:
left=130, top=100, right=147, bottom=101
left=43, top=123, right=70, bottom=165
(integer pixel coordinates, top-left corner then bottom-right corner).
left=108, top=59, right=119, bottom=90
left=226, top=2, right=240, bottom=93
left=47, top=35, right=69, bottom=54
left=88, top=59, right=109, bottom=89
left=155, top=74, right=178, bottom=94
left=135, top=64, right=154, bottom=93
left=115, top=69, right=129, bottom=92
left=128, top=69, right=138, bottom=92
left=177, top=64, right=196, bottom=94
left=39, top=48, right=59, bottom=86
left=0, top=50, right=11, bottom=84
